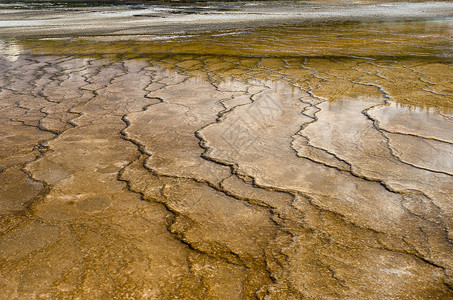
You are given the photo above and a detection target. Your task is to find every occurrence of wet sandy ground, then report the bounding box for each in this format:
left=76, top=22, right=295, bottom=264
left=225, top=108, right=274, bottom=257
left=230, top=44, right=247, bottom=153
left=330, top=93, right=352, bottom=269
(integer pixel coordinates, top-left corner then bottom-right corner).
left=1, top=2, right=453, bottom=299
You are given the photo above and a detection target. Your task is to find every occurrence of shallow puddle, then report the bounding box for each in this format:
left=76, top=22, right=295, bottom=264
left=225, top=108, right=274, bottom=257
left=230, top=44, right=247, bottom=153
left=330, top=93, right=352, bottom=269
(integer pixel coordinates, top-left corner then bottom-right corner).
left=0, top=4, right=453, bottom=299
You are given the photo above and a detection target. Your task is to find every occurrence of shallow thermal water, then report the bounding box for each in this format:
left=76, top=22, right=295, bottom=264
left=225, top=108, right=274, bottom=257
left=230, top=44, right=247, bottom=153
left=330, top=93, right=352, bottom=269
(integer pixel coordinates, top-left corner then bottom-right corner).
left=0, top=3, right=453, bottom=299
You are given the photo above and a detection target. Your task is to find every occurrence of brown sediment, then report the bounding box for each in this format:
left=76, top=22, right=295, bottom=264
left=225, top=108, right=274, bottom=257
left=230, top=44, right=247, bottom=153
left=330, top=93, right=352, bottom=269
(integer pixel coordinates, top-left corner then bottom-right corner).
left=1, top=7, right=453, bottom=299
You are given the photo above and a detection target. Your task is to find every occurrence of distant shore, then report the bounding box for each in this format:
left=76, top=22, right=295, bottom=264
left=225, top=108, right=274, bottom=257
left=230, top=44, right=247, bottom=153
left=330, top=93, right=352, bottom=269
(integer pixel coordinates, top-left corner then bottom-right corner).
left=1, top=1, right=453, bottom=37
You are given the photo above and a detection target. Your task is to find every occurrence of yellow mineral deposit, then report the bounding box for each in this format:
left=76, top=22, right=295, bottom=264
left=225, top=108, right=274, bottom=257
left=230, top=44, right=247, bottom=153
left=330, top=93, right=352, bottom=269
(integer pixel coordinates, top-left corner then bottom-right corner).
left=0, top=3, right=452, bottom=299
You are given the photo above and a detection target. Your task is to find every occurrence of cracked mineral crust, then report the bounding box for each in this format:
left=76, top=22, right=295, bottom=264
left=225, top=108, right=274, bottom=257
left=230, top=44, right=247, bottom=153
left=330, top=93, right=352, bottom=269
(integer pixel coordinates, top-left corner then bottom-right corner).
left=1, top=2, right=453, bottom=299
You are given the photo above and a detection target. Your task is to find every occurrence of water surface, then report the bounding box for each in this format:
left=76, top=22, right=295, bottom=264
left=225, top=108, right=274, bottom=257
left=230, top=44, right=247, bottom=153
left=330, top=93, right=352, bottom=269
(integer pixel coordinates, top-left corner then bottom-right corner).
left=0, top=3, right=453, bottom=299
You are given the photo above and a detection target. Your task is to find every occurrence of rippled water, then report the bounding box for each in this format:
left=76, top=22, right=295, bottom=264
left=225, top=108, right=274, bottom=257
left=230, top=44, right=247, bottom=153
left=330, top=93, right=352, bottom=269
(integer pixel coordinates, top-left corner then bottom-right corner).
left=1, top=4, right=453, bottom=299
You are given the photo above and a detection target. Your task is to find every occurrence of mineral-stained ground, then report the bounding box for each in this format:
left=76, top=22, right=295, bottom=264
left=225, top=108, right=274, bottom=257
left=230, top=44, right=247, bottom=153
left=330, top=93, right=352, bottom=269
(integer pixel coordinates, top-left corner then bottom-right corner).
left=0, top=4, right=453, bottom=299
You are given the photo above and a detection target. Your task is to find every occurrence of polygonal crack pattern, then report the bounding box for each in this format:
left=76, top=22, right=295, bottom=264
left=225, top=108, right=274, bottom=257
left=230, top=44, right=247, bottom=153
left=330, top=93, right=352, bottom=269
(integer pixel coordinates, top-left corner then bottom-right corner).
left=0, top=48, right=452, bottom=299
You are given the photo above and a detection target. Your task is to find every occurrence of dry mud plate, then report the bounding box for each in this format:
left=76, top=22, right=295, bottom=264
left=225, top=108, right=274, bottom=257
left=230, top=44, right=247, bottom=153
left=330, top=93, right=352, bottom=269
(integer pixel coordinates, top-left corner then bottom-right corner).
left=0, top=1, right=453, bottom=299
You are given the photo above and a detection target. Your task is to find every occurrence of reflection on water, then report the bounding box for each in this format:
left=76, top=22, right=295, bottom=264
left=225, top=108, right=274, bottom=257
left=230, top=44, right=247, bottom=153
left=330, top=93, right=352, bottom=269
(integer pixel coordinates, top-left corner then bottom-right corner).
left=0, top=39, right=21, bottom=61
left=5, top=17, right=452, bottom=111
left=14, top=17, right=453, bottom=58
left=0, top=11, right=453, bottom=300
